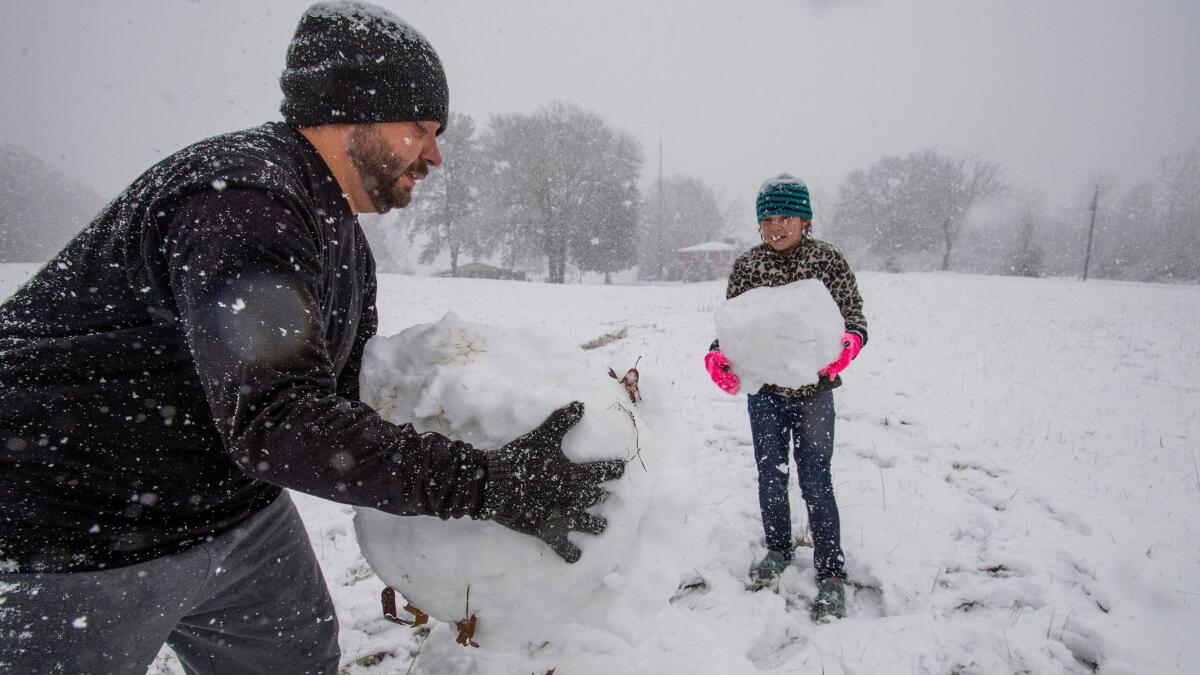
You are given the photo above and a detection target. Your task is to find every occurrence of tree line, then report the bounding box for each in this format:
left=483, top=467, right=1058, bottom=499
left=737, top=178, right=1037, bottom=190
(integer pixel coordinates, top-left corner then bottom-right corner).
left=363, top=102, right=733, bottom=284
left=4, top=108, right=1197, bottom=284
left=0, top=143, right=103, bottom=263
left=826, top=139, right=1200, bottom=282
left=373, top=101, right=1200, bottom=284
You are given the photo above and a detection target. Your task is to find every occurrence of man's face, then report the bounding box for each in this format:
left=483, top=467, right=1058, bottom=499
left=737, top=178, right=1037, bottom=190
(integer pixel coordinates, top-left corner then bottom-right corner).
left=759, top=215, right=810, bottom=252
left=347, top=120, right=442, bottom=213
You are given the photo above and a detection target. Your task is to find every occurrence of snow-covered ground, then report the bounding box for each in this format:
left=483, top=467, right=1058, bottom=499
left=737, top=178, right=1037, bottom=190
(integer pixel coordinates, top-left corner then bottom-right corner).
left=3, top=264, right=1198, bottom=674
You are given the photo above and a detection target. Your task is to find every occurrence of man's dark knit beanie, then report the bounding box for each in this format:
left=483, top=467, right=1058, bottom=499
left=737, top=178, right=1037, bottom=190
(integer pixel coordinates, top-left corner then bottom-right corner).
left=756, top=173, right=813, bottom=221
left=280, top=1, right=448, bottom=133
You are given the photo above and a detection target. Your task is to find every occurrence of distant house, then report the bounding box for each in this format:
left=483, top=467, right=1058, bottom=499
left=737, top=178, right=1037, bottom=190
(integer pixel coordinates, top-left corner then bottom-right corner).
left=436, top=261, right=526, bottom=281
left=676, top=240, right=742, bottom=281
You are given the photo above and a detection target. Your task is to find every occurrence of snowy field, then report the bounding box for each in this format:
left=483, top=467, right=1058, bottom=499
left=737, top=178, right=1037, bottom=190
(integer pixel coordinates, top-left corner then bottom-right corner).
left=3, top=264, right=1198, bottom=674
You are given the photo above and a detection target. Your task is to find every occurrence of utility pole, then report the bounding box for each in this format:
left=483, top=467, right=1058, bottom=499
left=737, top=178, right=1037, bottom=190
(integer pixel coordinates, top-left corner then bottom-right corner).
left=658, top=126, right=664, bottom=235
left=652, top=120, right=667, bottom=233
left=1082, top=184, right=1099, bottom=281
left=649, top=120, right=670, bottom=279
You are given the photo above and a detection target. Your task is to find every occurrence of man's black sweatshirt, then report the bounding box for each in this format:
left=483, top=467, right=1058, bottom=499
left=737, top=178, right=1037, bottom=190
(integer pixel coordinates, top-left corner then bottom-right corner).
left=0, top=122, right=486, bottom=572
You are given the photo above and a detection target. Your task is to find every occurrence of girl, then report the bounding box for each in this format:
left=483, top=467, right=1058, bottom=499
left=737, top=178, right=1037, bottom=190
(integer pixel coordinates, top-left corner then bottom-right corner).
left=705, top=174, right=868, bottom=620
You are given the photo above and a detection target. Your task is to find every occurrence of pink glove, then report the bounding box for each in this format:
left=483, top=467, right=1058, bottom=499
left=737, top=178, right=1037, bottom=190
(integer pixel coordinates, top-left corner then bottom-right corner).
left=819, top=333, right=863, bottom=380
left=704, top=351, right=740, bottom=395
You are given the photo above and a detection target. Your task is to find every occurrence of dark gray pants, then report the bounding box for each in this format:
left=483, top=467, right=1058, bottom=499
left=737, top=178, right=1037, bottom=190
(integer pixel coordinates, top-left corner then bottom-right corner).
left=0, top=492, right=340, bottom=674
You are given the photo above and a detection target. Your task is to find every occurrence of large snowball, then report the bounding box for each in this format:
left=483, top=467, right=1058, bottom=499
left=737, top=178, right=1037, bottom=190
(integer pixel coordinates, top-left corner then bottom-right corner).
left=354, top=313, right=694, bottom=650
left=714, top=279, right=845, bottom=393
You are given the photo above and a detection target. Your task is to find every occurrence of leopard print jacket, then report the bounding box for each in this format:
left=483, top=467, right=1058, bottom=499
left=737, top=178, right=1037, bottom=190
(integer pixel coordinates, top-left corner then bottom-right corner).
left=711, top=236, right=868, bottom=398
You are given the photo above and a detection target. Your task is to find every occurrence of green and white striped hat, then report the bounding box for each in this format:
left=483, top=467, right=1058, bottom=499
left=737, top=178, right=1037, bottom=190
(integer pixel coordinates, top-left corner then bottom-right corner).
left=756, top=174, right=812, bottom=221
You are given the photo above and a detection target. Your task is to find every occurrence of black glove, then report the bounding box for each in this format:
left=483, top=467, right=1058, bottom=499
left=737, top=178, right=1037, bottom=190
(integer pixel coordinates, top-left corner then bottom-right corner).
left=478, top=401, right=626, bottom=563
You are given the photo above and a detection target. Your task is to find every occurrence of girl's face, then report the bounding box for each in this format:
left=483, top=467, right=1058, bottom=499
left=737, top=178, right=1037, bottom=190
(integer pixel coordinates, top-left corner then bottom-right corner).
left=759, top=215, right=811, bottom=252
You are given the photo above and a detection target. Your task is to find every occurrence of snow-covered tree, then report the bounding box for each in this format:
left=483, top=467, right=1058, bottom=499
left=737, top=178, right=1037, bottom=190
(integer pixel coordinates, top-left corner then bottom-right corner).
left=0, top=143, right=102, bottom=262
left=1095, top=181, right=1154, bottom=280
left=1155, top=137, right=1200, bottom=280
left=1004, top=190, right=1047, bottom=278
left=1060, top=137, right=1200, bottom=284
left=480, top=102, right=643, bottom=284
left=406, top=112, right=488, bottom=275
left=638, top=175, right=728, bottom=281
left=569, top=170, right=639, bottom=284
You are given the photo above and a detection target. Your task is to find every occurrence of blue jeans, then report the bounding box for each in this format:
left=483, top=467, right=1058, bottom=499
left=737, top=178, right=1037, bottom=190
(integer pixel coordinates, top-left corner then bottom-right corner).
left=748, top=389, right=845, bottom=580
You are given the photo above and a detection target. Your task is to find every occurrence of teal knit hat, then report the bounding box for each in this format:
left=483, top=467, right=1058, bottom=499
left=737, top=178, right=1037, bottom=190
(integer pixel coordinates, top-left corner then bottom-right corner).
left=756, top=174, right=812, bottom=221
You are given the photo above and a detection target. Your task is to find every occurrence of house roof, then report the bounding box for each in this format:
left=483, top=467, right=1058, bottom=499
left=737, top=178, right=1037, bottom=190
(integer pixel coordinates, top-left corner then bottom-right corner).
left=435, top=261, right=525, bottom=278
left=677, top=241, right=738, bottom=253
left=454, top=262, right=506, bottom=272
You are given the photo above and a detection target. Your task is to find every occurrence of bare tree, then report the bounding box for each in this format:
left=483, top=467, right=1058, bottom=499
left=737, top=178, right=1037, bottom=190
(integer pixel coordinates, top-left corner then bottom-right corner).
left=406, top=112, right=487, bottom=275
left=830, top=156, right=924, bottom=260
left=1003, top=188, right=1046, bottom=277
left=937, top=153, right=1005, bottom=271
left=829, top=149, right=1005, bottom=271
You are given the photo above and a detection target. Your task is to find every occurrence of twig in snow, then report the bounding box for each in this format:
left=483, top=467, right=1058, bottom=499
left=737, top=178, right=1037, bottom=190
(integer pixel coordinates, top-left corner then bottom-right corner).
left=580, top=326, right=628, bottom=350
left=872, top=443, right=886, bottom=509
left=609, top=402, right=646, bottom=472
left=454, top=586, right=479, bottom=648
left=1009, top=594, right=1027, bottom=625
left=1192, top=449, right=1199, bottom=494
left=403, top=628, right=431, bottom=675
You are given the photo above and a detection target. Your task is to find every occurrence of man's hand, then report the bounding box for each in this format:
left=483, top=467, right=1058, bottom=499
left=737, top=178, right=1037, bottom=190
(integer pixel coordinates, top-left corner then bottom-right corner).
left=478, top=402, right=625, bottom=563
left=819, top=333, right=863, bottom=380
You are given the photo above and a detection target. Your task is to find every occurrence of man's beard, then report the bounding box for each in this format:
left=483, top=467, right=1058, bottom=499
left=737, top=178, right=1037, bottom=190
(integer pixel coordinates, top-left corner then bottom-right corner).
left=347, top=126, right=427, bottom=213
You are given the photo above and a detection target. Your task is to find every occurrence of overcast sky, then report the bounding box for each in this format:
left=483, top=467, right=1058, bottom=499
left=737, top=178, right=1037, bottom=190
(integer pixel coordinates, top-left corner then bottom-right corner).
left=2, top=0, right=1198, bottom=220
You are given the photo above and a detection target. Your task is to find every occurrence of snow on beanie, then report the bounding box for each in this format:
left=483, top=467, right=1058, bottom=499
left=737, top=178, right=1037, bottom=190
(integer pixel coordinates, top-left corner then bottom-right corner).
left=756, top=173, right=813, bottom=221
left=280, top=1, right=448, bottom=132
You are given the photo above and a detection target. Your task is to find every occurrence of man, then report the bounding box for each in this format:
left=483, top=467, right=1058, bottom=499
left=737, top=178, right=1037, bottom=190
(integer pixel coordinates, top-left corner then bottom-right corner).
left=703, top=174, right=867, bottom=620
left=0, top=3, right=622, bottom=673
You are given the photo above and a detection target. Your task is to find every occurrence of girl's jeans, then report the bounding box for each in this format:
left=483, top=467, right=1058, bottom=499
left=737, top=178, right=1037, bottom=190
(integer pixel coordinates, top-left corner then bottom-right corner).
left=748, top=389, right=846, bottom=580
